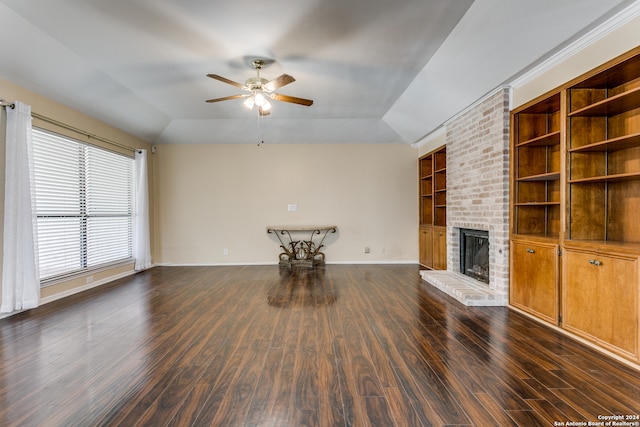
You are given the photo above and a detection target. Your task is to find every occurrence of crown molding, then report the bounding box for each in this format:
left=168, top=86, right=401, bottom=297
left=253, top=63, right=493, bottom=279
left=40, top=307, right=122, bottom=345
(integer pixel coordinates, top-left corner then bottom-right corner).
left=411, top=125, right=445, bottom=148
left=411, top=85, right=511, bottom=147
left=510, top=0, right=640, bottom=89
left=411, top=1, right=640, bottom=147
left=443, top=85, right=511, bottom=127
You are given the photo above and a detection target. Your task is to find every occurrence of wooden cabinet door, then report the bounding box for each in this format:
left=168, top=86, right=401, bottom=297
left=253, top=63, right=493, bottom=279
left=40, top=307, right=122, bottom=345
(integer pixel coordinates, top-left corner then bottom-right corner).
left=433, top=227, right=447, bottom=270
left=510, top=240, right=559, bottom=324
left=419, top=226, right=433, bottom=268
left=563, top=249, right=639, bottom=361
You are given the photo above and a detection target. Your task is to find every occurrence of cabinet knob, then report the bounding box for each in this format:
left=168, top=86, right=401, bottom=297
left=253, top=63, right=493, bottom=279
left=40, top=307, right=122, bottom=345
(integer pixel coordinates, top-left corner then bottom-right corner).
left=589, top=259, right=602, bottom=266
left=526, top=248, right=535, bottom=254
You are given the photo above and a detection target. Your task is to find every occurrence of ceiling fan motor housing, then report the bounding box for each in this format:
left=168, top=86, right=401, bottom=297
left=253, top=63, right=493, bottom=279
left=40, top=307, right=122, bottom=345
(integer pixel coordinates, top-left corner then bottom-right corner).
left=246, top=77, right=268, bottom=91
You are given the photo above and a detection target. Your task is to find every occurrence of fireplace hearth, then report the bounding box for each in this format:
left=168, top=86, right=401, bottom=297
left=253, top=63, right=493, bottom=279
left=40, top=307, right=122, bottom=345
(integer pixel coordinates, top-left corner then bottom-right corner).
left=460, top=229, right=489, bottom=284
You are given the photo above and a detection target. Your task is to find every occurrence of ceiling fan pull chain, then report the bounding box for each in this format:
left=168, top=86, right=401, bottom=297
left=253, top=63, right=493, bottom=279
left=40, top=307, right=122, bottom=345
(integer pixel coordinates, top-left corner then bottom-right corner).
left=258, top=108, right=264, bottom=146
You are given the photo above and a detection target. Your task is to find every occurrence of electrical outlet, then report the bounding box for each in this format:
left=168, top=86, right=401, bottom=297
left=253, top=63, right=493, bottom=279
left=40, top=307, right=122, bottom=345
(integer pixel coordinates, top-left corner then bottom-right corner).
left=86, top=275, right=94, bottom=284
left=364, top=246, right=370, bottom=254
left=287, top=204, right=297, bottom=212
left=223, top=248, right=229, bottom=256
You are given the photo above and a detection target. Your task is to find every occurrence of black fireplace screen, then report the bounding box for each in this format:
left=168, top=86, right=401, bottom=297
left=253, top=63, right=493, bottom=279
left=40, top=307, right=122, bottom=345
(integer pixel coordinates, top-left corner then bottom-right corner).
left=460, top=229, right=489, bottom=284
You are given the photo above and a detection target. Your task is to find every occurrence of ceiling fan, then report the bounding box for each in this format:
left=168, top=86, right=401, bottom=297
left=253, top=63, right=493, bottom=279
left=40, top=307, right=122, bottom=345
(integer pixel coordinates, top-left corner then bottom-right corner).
left=206, top=59, right=313, bottom=116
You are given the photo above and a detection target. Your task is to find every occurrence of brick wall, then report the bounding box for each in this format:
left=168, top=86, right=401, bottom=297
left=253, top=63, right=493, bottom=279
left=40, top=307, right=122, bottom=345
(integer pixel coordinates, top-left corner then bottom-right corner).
left=445, top=87, right=510, bottom=297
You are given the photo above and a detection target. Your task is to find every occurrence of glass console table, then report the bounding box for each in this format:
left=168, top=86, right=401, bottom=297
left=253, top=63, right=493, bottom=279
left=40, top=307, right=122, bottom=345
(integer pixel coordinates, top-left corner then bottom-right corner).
left=266, top=225, right=337, bottom=267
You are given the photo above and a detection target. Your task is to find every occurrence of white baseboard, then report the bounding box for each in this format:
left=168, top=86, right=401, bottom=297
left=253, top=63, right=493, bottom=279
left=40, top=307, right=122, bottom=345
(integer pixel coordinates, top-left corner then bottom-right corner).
left=0, top=269, right=138, bottom=320
left=0, top=270, right=136, bottom=319
left=39, top=270, right=137, bottom=306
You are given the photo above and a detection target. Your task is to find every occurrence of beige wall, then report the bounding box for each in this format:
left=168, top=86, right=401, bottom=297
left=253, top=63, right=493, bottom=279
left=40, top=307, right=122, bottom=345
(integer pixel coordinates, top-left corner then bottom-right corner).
left=0, top=78, right=153, bottom=310
left=153, top=143, right=418, bottom=264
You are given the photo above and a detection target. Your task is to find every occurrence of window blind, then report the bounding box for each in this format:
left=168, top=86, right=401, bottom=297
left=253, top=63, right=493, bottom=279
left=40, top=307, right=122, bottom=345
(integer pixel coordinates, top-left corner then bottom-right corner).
left=32, top=128, right=134, bottom=282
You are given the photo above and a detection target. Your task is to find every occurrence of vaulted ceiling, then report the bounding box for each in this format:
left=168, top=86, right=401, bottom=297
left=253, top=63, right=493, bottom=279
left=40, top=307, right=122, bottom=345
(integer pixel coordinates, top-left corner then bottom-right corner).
left=0, top=0, right=635, bottom=144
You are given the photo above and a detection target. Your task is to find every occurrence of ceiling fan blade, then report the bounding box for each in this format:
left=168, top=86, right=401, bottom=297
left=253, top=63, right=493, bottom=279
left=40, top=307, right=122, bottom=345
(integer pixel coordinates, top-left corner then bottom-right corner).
left=205, top=94, right=246, bottom=103
left=272, top=93, right=314, bottom=106
left=207, top=74, right=245, bottom=89
left=259, top=106, right=271, bottom=116
left=264, top=74, right=295, bottom=91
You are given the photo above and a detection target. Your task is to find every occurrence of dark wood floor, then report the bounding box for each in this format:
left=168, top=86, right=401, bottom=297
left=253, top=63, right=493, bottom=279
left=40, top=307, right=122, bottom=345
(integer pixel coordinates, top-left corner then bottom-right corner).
left=0, top=265, right=638, bottom=426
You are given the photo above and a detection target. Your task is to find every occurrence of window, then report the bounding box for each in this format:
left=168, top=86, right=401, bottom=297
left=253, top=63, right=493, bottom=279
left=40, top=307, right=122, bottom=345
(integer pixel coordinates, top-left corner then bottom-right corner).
left=32, top=128, right=134, bottom=283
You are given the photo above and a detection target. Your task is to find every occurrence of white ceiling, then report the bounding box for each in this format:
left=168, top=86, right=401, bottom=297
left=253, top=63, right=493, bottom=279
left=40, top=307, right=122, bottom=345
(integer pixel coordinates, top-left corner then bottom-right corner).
left=0, top=0, right=635, bottom=145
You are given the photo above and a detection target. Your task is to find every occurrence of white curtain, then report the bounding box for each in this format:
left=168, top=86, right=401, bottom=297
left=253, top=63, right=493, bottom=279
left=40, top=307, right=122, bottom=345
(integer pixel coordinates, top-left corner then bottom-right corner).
left=1, top=102, right=39, bottom=313
left=134, top=149, right=151, bottom=271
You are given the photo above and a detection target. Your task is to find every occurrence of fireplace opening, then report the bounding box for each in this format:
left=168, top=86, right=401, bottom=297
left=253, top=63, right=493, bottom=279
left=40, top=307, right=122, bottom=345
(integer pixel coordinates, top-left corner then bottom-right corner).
left=460, top=229, right=489, bottom=284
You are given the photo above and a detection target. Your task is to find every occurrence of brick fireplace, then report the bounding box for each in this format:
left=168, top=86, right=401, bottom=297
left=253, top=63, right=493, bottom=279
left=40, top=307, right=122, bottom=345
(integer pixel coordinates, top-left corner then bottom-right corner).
left=420, top=87, right=510, bottom=306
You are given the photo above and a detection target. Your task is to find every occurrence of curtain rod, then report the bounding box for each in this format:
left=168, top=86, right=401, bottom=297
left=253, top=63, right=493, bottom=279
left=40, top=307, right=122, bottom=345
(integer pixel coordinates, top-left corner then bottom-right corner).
left=2, top=97, right=136, bottom=153
left=31, top=112, right=136, bottom=153
left=0, top=99, right=15, bottom=109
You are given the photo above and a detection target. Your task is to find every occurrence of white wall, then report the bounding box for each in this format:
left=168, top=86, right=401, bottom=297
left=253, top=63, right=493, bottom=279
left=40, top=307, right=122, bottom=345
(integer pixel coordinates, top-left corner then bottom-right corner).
left=152, top=143, right=418, bottom=265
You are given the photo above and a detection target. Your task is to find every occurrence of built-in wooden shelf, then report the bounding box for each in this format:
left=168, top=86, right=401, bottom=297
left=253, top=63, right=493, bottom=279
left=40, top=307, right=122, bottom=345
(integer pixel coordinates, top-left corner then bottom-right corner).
left=568, top=86, right=640, bottom=117
left=514, top=202, right=561, bottom=206
left=569, top=172, right=640, bottom=184
left=510, top=47, right=640, bottom=366
left=419, top=145, right=447, bottom=270
left=569, top=132, right=640, bottom=152
left=517, top=172, right=560, bottom=182
left=516, top=131, right=561, bottom=148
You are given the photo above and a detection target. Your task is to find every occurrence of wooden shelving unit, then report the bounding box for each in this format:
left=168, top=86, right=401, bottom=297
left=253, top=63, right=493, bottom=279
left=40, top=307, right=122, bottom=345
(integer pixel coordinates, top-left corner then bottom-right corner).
left=510, top=91, right=562, bottom=324
left=419, top=154, right=433, bottom=225
left=567, top=51, right=640, bottom=246
left=512, top=92, right=562, bottom=239
left=433, top=149, right=447, bottom=228
left=509, top=47, right=640, bottom=365
left=419, top=145, right=446, bottom=270
left=562, top=49, right=640, bottom=363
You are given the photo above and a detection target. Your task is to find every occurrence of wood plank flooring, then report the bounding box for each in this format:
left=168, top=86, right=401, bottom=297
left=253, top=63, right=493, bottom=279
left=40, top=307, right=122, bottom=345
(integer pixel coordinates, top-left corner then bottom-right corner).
left=0, top=265, right=638, bottom=426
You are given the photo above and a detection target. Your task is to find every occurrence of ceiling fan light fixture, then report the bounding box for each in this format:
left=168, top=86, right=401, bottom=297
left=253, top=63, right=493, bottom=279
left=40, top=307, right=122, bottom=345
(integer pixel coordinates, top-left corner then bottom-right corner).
left=261, top=99, right=271, bottom=111
left=254, top=92, right=267, bottom=107
left=243, top=96, right=255, bottom=109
